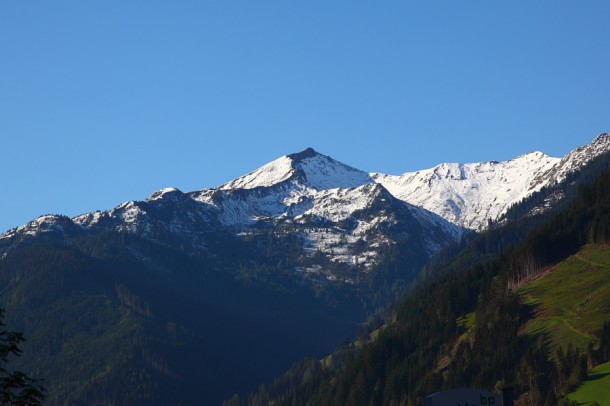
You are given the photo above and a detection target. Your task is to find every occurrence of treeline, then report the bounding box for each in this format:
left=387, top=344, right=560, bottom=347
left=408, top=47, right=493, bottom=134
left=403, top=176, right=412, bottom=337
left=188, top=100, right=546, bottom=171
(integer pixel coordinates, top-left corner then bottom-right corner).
left=505, top=169, right=610, bottom=287
left=230, top=166, right=610, bottom=405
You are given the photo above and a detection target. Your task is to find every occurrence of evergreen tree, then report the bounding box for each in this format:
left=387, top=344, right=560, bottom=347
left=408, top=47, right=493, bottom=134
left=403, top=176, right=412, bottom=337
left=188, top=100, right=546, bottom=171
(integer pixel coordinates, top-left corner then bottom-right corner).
left=0, top=309, right=45, bottom=405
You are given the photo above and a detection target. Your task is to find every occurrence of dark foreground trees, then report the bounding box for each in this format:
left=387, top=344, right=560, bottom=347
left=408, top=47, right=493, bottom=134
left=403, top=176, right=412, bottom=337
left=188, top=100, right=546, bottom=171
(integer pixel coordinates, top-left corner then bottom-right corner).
left=0, top=309, right=45, bottom=405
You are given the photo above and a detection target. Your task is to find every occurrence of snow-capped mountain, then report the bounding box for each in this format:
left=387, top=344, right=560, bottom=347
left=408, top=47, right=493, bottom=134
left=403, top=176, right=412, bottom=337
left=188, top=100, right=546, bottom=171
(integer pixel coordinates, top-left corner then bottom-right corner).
left=372, top=152, right=559, bottom=230
left=1, top=134, right=609, bottom=282
left=188, top=148, right=462, bottom=271
left=373, top=133, right=610, bottom=230
left=0, top=148, right=462, bottom=282
left=217, top=148, right=373, bottom=191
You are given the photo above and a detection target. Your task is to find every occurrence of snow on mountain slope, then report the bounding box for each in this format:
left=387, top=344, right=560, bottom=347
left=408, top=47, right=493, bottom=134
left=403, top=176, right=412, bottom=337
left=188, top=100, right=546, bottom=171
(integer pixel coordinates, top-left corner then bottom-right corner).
left=372, top=134, right=610, bottom=230
left=296, top=183, right=384, bottom=223
left=293, top=183, right=462, bottom=273
left=190, top=150, right=463, bottom=272
left=69, top=188, right=219, bottom=247
left=193, top=182, right=310, bottom=226
left=543, top=133, right=610, bottom=185
left=4, top=214, right=79, bottom=239
left=288, top=148, right=373, bottom=190
left=372, top=152, right=559, bottom=229
left=220, top=148, right=373, bottom=191
left=219, top=156, right=296, bottom=190
left=192, top=148, right=377, bottom=227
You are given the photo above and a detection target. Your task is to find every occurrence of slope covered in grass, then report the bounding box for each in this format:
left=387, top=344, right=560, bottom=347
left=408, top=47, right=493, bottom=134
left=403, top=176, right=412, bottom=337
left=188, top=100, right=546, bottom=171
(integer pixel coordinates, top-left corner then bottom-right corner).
left=567, top=361, right=610, bottom=405
left=519, top=244, right=610, bottom=352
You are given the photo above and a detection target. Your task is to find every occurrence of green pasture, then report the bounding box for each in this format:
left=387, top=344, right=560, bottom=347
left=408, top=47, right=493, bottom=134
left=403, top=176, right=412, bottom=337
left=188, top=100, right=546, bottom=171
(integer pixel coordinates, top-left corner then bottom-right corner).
left=567, top=361, right=610, bottom=405
left=519, top=245, right=610, bottom=352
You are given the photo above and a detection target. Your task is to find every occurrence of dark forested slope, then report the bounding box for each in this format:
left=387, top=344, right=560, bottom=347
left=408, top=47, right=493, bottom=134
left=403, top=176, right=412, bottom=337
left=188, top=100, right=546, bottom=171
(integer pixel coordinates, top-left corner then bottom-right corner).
left=0, top=231, right=365, bottom=405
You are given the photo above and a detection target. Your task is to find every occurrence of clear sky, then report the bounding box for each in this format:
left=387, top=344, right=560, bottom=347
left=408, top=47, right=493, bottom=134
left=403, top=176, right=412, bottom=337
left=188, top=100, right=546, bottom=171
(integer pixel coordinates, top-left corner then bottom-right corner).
left=1, top=1, right=609, bottom=232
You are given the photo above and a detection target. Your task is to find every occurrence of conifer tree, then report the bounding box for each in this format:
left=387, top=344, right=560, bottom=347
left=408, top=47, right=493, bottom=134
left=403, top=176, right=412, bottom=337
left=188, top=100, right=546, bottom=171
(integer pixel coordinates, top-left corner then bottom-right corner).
left=0, top=309, right=45, bottom=405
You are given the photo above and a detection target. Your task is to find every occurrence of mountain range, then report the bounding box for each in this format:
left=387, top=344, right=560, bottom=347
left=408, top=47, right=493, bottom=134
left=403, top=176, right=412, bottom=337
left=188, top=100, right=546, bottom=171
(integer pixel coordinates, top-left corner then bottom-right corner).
left=1, top=133, right=609, bottom=404
left=2, top=134, right=609, bottom=282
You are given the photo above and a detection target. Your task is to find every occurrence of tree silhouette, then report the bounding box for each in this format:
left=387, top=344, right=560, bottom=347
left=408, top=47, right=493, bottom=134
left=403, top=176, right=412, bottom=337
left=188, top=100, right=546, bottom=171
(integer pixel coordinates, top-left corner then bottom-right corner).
left=0, top=309, right=45, bottom=405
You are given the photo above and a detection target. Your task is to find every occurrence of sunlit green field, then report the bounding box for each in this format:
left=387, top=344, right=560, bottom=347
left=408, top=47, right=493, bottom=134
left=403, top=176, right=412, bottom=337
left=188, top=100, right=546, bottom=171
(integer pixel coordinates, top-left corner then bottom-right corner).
left=567, top=361, right=610, bottom=405
left=518, top=245, right=610, bottom=404
left=519, top=244, right=610, bottom=352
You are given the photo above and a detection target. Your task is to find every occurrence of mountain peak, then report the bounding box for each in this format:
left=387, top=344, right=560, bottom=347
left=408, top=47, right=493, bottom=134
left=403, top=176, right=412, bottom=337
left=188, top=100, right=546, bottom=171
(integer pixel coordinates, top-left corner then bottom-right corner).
left=147, top=187, right=184, bottom=201
left=219, top=149, right=372, bottom=191
left=289, top=150, right=372, bottom=190
left=592, top=133, right=610, bottom=145
left=288, top=147, right=318, bottom=163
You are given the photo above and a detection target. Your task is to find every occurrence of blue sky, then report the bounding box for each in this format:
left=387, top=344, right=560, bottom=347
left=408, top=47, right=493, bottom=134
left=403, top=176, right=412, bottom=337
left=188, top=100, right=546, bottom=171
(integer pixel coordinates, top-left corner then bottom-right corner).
left=1, top=1, right=609, bottom=232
